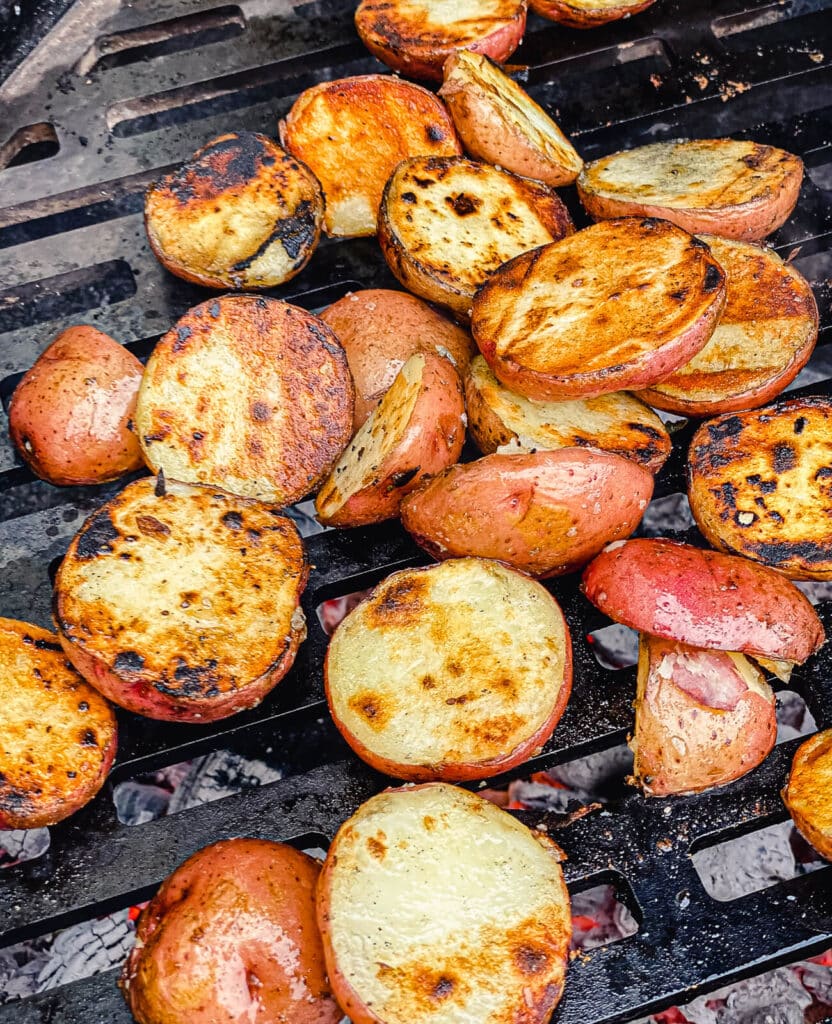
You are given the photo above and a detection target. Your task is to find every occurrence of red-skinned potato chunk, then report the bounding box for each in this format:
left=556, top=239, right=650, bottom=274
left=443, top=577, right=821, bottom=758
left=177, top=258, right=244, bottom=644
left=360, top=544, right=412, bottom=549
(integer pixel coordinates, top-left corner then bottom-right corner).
left=530, top=0, right=656, bottom=27
left=401, top=448, right=653, bottom=578
left=315, top=352, right=465, bottom=528
left=318, top=783, right=572, bottom=1024
left=632, top=634, right=776, bottom=797
left=121, top=839, right=342, bottom=1024
left=783, top=730, right=832, bottom=861
left=9, top=325, right=143, bottom=486
left=325, top=558, right=572, bottom=781
left=581, top=539, right=825, bottom=663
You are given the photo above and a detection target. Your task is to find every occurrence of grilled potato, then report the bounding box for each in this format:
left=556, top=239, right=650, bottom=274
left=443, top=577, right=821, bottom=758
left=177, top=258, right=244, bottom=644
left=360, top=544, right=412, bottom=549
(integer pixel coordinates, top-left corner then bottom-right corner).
left=145, top=132, right=323, bottom=289
left=466, top=355, right=671, bottom=472
left=471, top=218, right=725, bottom=400
left=318, top=783, right=572, bottom=1024
left=136, top=295, right=353, bottom=506
left=688, top=397, right=832, bottom=579
left=783, top=730, right=832, bottom=861
left=400, top=448, right=653, bottom=577
left=582, top=538, right=825, bottom=664
left=9, top=325, right=144, bottom=486
left=354, top=0, right=527, bottom=82
left=439, top=51, right=583, bottom=187
left=325, top=559, right=572, bottom=780
left=530, top=0, right=656, bottom=27
left=320, top=289, right=475, bottom=428
left=54, top=478, right=308, bottom=723
left=0, top=618, right=116, bottom=830
left=279, top=76, right=460, bottom=238
left=122, top=839, right=342, bottom=1024
left=316, top=353, right=465, bottom=528
left=632, top=635, right=776, bottom=797
left=577, top=139, right=804, bottom=241
left=379, top=155, right=573, bottom=319
left=641, top=236, right=818, bottom=416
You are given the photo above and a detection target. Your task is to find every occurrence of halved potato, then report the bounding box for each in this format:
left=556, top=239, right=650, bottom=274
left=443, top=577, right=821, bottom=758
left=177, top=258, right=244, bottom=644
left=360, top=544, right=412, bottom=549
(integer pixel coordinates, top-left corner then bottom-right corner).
left=0, top=618, right=116, bottom=830
left=640, top=236, right=818, bottom=416
left=318, top=783, right=572, bottom=1024
left=355, top=0, right=526, bottom=82
left=379, top=155, right=573, bottom=319
left=439, top=50, right=583, bottom=187
left=466, top=355, right=671, bottom=472
left=578, top=139, right=804, bottom=241
left=325, top=558, right=571, bottom=780
left=471, top=218, right=725, bottom=400
left=632, top=635, right=776, bottom=797
left=279, top=76, right=460, bottom=237
left=316, top=352, right=465, bottom=528
left=145, top=132, right=323, bottom=289
left=783, top=729, right=832, bottom=861
left=688, top=397, right=832, bottom=579
left=136, top=295, right=353, bottom=506
left=54, top=478, right=308, bottom=723
left=400, top=448, right=653, bottom=577
left=530, top=0, right=656, bottom=27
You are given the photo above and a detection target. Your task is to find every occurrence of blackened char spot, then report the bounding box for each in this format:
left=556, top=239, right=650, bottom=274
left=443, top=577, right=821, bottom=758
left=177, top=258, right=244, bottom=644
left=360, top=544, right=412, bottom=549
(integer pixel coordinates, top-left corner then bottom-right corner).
left=75, top=511, right=121, bottom=560
left=114, top=651, right=145, bottom=673
left=707, top=416, right=744, bottom=441
left=426, top=125, right=445, bottom=142
left=307, top=320, right=342, bottom=356
left=81, top=729, right=98, bottom=746
left=748, top=539, right=831, bottom=565
left=445, top=193, right=479, bottom=216
left=629, top=422, right=663, bottom=441
left=390, top=467, right=419, bottom=487
left=251, top=401, right=271, bottom=422
left=772, top=443, right=796, bottom=473
left=715, top=481, right=738, bottom=509
left=221, top=511, right=243, bottom=530
left=171, top=659, right=220, bottom=697
left=33, top=638, right=61, bottom=652
left=794, top=416, right=808, bottom=434
left=815, top=466, right=832, bottom=480
left=401, top=191, right=417, bottom=204
left=230, top=199, right=317, bottom=270
left=173, top=326, right=191, bottom=352
left=703, top=264, right=723, bottom=292
left=690, top=237, right=709, bottom=250
left=0, top=784, right=33, bottom=814
left=194, top=133, right=266, bottom=190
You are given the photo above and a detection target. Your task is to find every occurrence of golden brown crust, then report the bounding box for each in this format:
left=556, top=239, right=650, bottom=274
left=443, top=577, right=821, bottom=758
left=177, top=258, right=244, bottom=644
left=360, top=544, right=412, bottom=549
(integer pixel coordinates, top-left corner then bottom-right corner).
left=783, top=730, right=832, bottom=861
left=530, top=0, right=656, bottom=27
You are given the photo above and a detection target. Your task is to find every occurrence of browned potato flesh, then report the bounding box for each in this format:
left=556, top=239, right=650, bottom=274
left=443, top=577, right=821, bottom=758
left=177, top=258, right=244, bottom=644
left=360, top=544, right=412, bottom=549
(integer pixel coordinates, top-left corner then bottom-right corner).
left=783, top=730, right=832, bottom=861
left=530, top=0, right=656, bottom=27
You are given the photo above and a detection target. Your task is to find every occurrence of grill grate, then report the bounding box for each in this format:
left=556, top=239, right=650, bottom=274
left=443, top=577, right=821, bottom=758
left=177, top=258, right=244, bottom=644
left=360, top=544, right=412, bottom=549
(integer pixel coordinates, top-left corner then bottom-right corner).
left=1, top=0, right=832, bottom=1021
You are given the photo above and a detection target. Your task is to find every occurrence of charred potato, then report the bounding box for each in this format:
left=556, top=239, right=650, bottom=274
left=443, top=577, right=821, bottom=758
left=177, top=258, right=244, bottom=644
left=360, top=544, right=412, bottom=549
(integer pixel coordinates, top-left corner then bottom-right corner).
left=530, top=0, right=656, bottom=27
left=783, top=730, right=832, bottom=861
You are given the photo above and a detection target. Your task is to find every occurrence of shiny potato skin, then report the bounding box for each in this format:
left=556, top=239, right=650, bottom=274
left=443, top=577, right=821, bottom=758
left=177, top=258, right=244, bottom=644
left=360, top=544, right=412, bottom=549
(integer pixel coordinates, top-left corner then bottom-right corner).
left=783, top=730, right=832, bottom=861
left=145, top=132, right=323, bottom=289
left=122, top=839, right=342, bottom=1024
left=0, top=618, right=116, bottom=830
left=530, top=0, right=656, bottom=27
left=9, top=326, right=144, bottom=486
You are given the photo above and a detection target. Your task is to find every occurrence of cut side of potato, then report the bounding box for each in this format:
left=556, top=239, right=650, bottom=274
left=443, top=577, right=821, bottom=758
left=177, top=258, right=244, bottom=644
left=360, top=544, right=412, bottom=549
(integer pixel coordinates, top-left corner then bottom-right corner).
left=688, top=396, right=832, bottom=580
left=315, top=352, right=465, bottom=528
left=279, top=76, right=460, bottom=238
left=379, top=155, right=573, bottom=319
left=578, top=139, right=804, bottom=241
left=54, top=478, right=308, bottom=723
left=325, top=559, right=572, bottom=780
left=440, top=50, right=583, bottom=187
left=318, top=783, right=572, bottom=1024
left=471, top=217, right=725, bottom=401
left=0, top=618, right=116, bottom=830
left=783, top=729, right=832, bottom=862
left=530, top=0, right=657, bottom=27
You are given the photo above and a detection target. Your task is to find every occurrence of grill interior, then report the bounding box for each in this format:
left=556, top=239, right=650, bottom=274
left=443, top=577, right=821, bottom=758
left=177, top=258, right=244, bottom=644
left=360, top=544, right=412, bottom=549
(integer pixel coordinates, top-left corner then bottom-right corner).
left=1, top=0, right=832, bottom=1021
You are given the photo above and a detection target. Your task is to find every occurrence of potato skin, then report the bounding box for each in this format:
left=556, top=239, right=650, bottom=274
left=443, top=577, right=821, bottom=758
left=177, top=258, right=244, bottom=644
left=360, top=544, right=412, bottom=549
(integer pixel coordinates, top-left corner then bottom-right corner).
left=122, top=839, right=342, bottom=1024
left=530, top=0, right=656, bottom=27
left=9, top=326, right=144, bottom=486
left=783, top=729, right=832, bottom=861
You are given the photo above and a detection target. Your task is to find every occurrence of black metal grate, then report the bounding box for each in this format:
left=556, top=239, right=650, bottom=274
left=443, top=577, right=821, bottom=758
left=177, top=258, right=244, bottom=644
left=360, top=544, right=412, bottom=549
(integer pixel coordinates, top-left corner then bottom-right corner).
left=1, top=1, right=831, bottom=1021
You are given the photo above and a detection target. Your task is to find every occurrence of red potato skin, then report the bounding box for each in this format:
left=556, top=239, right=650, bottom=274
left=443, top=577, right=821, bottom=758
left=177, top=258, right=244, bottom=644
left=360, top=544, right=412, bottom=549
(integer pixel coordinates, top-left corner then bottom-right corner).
left=530, top=0, right=656, bottom=27
left=582, top=539, right=825, bottom=662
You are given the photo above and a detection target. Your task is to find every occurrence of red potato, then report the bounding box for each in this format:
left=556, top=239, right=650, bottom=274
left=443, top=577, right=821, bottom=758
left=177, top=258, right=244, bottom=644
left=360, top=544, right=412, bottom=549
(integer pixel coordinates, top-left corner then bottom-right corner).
left=782, top=729, right=832, bottom=861
left=8, top=325, right=144, bottom=485
left=400, top=448, right=654, bottom=578
left=530, top=0, right=657, bottom=27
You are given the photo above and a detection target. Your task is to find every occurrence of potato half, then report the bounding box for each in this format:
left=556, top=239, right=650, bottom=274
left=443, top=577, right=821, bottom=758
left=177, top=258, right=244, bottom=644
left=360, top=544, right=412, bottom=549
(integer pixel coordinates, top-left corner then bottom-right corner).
left=325, top=559, right=572, bottom=780
left=783, top=730, right=832, bottom=861
left=530, top=0, right=656, bottom=27
left=318, top=783, right=572, bottom=1023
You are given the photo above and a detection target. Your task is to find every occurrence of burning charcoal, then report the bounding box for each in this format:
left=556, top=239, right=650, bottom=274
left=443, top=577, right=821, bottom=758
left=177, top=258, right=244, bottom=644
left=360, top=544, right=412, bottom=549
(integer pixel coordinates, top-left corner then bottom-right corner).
left=693, top=821, right=802, bottom=901
left=0, top=828, right=49, bottom=868
left=717, top=966, right=813, bottom=1023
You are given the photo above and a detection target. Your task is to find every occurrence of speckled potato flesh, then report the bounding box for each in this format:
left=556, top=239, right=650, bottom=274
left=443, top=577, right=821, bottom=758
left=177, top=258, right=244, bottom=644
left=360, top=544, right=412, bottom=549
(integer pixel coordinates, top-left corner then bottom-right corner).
left=325, top=559, right=572, bottom=780
left=783, top=729, right=832, bottom=861
left=122, top=839, right=342, bottom=1024
left=54, top=478, right=308, bottom=723
left=0, top=618, right=116, bottom=830
left=145, top=132, right=324, bottom=289
left=136, top=295, right=353, bottom=505
left=530, top=0, right=656, bottom=27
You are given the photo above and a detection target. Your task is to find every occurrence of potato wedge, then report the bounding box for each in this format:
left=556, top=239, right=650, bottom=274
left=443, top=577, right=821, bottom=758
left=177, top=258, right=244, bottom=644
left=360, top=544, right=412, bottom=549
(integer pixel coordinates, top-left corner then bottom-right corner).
left=581, top=538, right=825, bottom=663
left=439, top=50, right=583, bottom=187
left=136, top=295, right=353, bottom=506
left=688, top=397, right=832, bottom=579
left=530, top=0, right=656, bottom=27
left=318, top=783, right=572, bottom=1024
left=400, top=448, right=653, bottom=577
left=0, top=618, right=116, bottom=830
left=316, top=352, right=465, bottom=528
left=640, top=236, right=818, bottom=416
left=325, top=558, right=571, bottom=780
left=379, top=155, right=573, bottom=319
left=145, top=132, right=323, bottom=289
left=279, top=76, right=460, bottom=238
left=355, top=0, right=526, bottom=82
left=577, top=139, right=803, bottom=241
left=466, top=355, right=671, bottom=472
left=783, top=729, right=832, bottom=861
left=54, top=478, right=308, bottom=723
left=320, top=289, right=475, bottom=428
left=471, top=218, right=725, bottom=400
left=632, top=635, right=776, bottom=797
